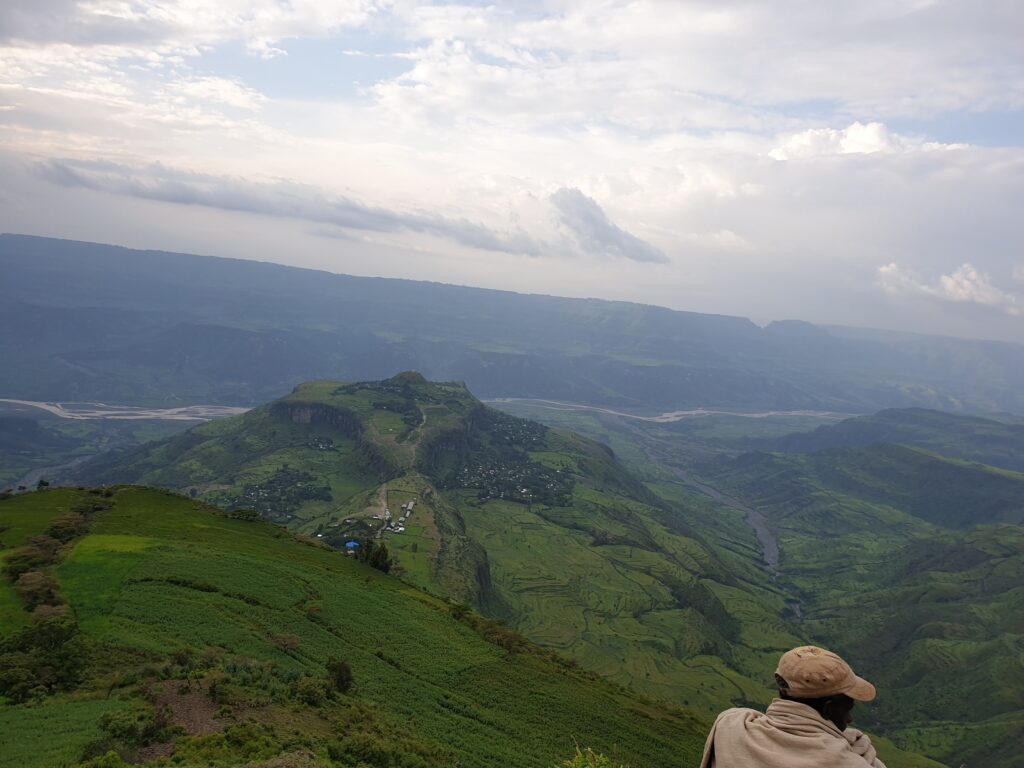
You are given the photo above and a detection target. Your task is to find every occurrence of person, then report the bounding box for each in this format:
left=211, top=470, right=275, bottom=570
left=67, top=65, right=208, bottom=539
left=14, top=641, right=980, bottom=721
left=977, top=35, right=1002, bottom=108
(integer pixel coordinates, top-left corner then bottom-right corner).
left=699, top=645, right=886, bottom=768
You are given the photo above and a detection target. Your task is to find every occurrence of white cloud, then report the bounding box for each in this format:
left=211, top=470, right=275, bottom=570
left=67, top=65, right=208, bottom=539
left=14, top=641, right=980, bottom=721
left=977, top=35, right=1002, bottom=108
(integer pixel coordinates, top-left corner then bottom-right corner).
left=879, top=262, right=1021, bottom=316
left=170, top=77, right=267, bottom=111
left=771, top=122, right=903, bottom=160
left=550, top=187, right=667, bottom=263
left=2, top=1, right=1024, bottom=341
left=36, top=157, right=544, bottom=256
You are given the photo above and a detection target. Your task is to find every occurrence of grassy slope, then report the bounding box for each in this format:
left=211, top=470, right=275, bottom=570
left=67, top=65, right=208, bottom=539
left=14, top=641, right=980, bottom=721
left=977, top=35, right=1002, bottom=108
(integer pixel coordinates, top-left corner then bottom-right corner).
left=709, top=449, right=1024, bottom=767
left=66, top=382, right=963, bottom=767
left=0, top=489, right=77, bottom=634
left=78, top=376, right=802, bottom=717
left=1, top=487, right=709, bottom=768
left=486, top=402, right=1021, bottom=768
left=764, top=407, right=1024, bottom=472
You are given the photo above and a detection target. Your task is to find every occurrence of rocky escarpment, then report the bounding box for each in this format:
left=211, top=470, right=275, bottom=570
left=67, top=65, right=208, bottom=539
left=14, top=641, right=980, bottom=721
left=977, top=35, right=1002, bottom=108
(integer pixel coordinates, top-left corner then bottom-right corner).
left=269, top=401, right=363, bottom=437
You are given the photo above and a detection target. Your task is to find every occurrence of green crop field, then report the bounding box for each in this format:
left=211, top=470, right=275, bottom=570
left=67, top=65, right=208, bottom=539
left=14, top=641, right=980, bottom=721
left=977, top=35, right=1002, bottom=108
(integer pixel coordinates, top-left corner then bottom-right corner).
left=1, top=486, right=711, bottom=768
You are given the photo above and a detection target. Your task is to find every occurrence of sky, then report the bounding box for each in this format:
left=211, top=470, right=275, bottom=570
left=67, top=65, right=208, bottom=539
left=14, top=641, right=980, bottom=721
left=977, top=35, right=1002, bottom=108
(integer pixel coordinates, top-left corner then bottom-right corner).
left=1, top=1, right=1022, bottom=341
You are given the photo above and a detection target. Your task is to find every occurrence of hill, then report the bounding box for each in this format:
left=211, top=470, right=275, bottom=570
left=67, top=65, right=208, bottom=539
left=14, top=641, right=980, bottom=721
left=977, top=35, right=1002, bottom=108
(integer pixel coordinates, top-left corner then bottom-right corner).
left=72, top=374, right=801, bottom=715
left=0, top=486, right=711, bottom=767
left=5, top=234, right=1024, bottom=413
left=480, top=399, right=1024, bottom=768
left=759, top=407, right=1024, bottom=472
left=704, top=444, right=1024, bottom=767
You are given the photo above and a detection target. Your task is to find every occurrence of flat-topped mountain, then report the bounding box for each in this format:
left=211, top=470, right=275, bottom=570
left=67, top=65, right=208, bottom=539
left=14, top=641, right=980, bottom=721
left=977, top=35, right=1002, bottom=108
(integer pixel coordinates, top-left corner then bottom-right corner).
left=5, top=234, right=1024, bottom=413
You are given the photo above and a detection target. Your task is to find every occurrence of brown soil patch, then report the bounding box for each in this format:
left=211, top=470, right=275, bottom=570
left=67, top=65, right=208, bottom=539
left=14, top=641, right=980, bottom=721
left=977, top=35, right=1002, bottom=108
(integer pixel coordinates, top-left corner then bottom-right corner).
left=135, top=679, right=227, bottom=762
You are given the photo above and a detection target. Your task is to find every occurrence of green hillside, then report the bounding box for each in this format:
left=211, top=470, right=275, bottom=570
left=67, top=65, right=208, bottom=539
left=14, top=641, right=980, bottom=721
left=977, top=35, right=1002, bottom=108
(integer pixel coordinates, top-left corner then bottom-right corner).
left=77, top=374, right=799, bottom=715
left=721, top=443, right=1024, bottom=529
left=481, top=400, right=1024, bottom=768
left=62, top=379, right=1007, bottom=767
left=761, top=407, right=1024, bottom=472
left=0, top=486, right=709, bottom=768
left=707, top=447, right=1024, bottom=767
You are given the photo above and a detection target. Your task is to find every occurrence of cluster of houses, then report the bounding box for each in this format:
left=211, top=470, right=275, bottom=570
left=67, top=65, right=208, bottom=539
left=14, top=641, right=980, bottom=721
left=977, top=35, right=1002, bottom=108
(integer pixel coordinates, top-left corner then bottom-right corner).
left=372, top=499, right=417, bottom=534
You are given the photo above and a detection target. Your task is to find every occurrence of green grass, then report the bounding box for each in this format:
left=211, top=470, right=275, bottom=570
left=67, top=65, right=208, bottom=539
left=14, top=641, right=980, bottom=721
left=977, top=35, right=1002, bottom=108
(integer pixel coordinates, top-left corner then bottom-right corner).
left=1, top=487, right=712, bottom=768
left=0, top=698, right=128, bottom=768
left=0, top=487, right=80, bottom=634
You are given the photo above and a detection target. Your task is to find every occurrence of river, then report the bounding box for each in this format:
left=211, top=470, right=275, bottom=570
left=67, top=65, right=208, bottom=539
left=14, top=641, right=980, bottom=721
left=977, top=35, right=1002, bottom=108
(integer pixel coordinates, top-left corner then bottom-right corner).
left=0, top=399, right=250, bottom=422
left=486, top=398, right=854, bottom=424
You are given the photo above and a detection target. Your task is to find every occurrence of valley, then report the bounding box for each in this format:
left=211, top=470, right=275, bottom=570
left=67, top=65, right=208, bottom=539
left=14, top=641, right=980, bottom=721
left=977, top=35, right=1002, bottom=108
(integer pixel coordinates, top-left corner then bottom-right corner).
left=1, top=237, right=1023, bottom=768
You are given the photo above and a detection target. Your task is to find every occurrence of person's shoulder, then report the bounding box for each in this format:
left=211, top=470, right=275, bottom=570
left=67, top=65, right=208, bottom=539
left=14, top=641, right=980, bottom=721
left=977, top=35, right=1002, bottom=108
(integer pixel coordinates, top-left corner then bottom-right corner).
left=713, top=707, right=763, bottom=727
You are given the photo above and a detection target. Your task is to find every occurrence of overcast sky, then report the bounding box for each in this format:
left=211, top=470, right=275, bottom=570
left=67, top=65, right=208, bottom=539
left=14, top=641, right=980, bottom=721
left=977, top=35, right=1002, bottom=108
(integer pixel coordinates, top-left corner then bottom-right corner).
left=1, top=1, right=1022, bottom=341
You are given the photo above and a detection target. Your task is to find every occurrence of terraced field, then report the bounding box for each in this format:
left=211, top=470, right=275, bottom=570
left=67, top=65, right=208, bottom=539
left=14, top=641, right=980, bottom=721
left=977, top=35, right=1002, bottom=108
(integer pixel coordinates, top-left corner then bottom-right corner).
left=1, top=487, right=712, bottom=767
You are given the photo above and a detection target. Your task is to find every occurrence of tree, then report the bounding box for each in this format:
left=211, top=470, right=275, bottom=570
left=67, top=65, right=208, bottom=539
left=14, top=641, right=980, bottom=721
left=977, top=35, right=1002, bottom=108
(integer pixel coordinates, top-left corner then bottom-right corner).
left=326, top=657, right=353, bottom=694
left=15, top=570, right=59, bottom=609
left=356, top=540, right=392, bottom=574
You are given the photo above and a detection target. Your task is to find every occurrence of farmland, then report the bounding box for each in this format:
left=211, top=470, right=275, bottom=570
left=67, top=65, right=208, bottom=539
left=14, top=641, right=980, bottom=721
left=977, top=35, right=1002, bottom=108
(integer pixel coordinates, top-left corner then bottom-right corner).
left=1, top=486, right=711, bottom=767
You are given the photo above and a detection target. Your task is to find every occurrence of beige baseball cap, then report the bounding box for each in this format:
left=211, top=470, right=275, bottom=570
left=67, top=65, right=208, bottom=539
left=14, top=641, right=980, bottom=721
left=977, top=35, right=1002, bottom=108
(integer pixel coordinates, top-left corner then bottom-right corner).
left=775, top=645, right=876, bottom=702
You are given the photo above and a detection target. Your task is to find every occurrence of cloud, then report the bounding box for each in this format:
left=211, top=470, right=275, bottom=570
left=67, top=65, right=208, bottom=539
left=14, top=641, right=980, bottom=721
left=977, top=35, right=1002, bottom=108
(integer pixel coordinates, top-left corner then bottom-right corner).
left=550, top=187, right=667, bottom=263
left=169, top=77, right=267, bottom=111
left=36, top=158, right=541, bottom=256
left=771, top=122, right=904, bottom=160
left=879, top=261, right=1021, bottom=315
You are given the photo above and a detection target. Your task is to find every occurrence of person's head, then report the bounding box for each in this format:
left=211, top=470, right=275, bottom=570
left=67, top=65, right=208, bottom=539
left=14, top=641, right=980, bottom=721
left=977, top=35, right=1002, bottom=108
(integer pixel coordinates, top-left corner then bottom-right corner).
left=774, top=645, right=875, bottom=731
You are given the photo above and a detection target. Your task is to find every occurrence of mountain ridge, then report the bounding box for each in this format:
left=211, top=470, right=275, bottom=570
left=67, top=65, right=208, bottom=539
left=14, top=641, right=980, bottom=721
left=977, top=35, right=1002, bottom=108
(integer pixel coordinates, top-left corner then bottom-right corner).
left=5, top=234, right=1024, bottom=413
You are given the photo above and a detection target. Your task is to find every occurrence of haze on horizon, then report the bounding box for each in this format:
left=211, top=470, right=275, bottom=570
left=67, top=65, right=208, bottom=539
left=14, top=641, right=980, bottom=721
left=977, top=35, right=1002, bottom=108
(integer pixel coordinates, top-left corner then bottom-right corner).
left=1, top=1, right=1022, bottom=342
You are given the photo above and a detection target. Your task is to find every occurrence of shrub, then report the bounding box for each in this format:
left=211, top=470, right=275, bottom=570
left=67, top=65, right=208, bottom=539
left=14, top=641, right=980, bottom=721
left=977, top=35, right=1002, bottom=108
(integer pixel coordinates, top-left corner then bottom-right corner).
left=46, top=512, right=89, bottom=542
left=326, top=657, right=354, bottom=694
left=15, top=570, right=60, bottom=608
left=80, top=752, right=133, bottom=768
left=291, top=676, right=328, bottom=706
left=0, top=617, right=89, bottom=701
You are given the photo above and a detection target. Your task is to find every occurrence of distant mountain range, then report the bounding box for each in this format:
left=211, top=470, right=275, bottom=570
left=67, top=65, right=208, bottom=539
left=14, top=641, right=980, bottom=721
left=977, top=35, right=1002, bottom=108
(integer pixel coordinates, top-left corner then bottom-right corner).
left=4, top=233, right=1024, bottom=413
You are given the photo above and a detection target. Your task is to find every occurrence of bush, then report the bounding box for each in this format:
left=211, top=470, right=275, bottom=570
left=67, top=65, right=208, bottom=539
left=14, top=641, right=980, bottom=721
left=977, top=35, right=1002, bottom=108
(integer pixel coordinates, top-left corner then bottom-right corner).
left=2, top=537, right=60, bottom=579
left=46, top=512, right=89, bottom=542
left=15, top=570, right=60, bottom=608
left=80, top=752, right=133, bottom=768
left=0, top=617, right=89, bottom=702
left=291, top=676, right=328, bottom=706
left=326, top=657, right=354, bottom=694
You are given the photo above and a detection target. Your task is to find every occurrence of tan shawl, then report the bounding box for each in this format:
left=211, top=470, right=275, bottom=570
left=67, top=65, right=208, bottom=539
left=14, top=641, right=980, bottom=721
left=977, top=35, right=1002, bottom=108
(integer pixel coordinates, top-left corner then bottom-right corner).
left=699, top=699, right=887, bottom=768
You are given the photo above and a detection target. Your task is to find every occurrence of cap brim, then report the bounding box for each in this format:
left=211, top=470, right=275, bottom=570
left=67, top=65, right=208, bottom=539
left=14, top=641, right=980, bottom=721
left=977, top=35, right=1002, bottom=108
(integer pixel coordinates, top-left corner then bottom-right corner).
left=844, top=675, right=876, bottom=702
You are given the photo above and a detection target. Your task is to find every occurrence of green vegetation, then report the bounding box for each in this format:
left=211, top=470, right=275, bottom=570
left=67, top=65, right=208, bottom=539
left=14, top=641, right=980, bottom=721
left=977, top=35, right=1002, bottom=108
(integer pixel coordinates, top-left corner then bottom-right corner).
left=1, top=487, right=708, bottom=767
left=761, top=407, right=1024, bottom=472
left=0, top=411, right=188, bottom=491
left=705, top=442, right=1024, bottom=767
left=75, top=376, right=801, bottom=717
left=485, top=401, right=1024, bottom=768
left=57, top=381, right=1024, bottom=768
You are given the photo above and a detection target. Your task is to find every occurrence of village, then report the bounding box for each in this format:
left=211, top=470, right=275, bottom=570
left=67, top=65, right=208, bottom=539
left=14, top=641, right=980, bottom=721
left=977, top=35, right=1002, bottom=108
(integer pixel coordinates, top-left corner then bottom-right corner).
left=449, top=456, right=572, bottom=505
left=371, top=493, right=416, bottom=537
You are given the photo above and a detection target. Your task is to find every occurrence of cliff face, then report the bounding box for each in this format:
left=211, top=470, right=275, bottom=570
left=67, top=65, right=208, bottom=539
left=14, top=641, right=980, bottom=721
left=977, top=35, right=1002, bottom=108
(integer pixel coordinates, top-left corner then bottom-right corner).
left=269, top=401, right=362, bottom=436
